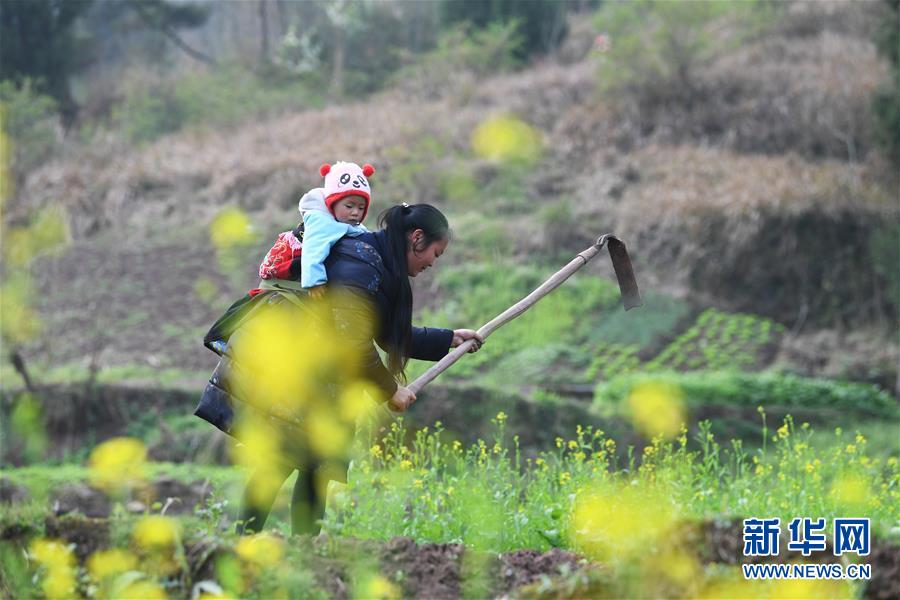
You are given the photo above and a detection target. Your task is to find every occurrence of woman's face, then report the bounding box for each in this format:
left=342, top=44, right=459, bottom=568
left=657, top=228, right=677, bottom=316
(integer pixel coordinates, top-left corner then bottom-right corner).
left=406, top=230, right=449, bottom=277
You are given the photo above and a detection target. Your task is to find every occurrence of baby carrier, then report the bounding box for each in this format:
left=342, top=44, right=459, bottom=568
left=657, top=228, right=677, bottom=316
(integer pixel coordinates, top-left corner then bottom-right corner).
left=203, top=223, right=306, bottom=356
left=258, top=222, right=304, bottom=281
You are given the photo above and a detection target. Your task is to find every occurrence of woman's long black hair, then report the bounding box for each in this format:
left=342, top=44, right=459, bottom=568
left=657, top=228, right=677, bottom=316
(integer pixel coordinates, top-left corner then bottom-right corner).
left=377, top=203, right=450, bottom=380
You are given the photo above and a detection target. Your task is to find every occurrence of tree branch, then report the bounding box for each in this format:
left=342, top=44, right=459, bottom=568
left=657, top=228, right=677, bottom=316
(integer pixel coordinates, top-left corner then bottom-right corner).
left=132, top=2, right=217, bottom=66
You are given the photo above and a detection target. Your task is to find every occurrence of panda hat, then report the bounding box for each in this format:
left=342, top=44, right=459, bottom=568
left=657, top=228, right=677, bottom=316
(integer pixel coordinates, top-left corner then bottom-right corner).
left=319, top=161, right=375, bottom=221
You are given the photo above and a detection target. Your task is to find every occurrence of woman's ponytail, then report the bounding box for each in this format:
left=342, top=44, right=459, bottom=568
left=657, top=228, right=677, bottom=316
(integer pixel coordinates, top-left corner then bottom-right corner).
left=377, top=203, right=450, bottom=380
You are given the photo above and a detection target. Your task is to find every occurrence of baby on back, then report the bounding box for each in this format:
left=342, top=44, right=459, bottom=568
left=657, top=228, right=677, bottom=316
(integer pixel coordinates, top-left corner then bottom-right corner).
left=258, top=161, right=375, bottom=297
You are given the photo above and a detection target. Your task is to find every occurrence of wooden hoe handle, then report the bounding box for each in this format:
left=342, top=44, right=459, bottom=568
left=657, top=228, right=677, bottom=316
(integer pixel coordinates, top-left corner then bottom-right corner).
left=407, top=235, right=641, bottom=395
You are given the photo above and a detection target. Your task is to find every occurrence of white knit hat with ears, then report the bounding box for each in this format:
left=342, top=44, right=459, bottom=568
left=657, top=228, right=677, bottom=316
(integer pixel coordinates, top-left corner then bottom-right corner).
left=319, top=161, right=375, bottom=221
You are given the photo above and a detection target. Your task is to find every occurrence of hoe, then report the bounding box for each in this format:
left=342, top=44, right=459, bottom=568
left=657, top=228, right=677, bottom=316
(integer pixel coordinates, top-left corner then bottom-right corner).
left=407, top=234, right=643, bottom=395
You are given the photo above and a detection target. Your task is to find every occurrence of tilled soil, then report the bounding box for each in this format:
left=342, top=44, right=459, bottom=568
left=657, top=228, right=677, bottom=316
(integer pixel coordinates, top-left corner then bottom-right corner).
left=2, top=512, right=897, bottom=599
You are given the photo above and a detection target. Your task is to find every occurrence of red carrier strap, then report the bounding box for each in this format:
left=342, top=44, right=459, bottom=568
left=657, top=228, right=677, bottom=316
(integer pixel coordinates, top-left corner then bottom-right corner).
left=259, top=230, right=303, bottom=280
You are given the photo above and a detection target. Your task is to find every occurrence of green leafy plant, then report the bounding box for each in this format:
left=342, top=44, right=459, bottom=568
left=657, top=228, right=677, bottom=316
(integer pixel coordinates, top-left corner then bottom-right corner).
left=0, top=79, right=60, bottom=183
left=594, top=371, right=899, bottom=419
left=114, top=65, right=322, bottom=143
left=646, top=308, right=784, bottom=372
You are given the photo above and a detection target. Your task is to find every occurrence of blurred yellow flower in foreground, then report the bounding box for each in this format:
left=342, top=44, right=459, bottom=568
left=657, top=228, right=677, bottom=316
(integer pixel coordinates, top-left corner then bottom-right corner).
left=0, top=276, right=42, bottom=343
left=773, top=578, right=852, bottom=599
left=654, top=550, right=701, bottom=586
left=88, top=437, right=147, bottom=492
left=829, top=472, right=871, bottom=513
left=133, top=515, right=182, bottom=548
left=471, top=114, right=543, bottom=164
left=235, top=532, right=284, bottom=568
left=308, top=409, right=352, bottom=459
left=231, top=418, right=282, bottom=468
left=339, top=380, right=381, bottom=422
left=209, top=207, right=254, bottom=250
left=698, top=569, right=851, bottom=599
left=120, top=580, right=167, bottom=599
left=30, top=539, right=74, bottom=570
left=568, top=482, right=678, bottom=561
left=358, top=574, right=401, bottom=600
left=625, top=380, right=686, bottom=440
left=88, top=548, right=138, bottom=580
left=29, top=539, right=76, bottom=600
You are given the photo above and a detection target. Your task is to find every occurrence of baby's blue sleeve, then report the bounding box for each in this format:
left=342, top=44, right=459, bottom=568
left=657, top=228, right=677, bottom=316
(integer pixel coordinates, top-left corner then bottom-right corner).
left=301, top=211, right=351, bottom=288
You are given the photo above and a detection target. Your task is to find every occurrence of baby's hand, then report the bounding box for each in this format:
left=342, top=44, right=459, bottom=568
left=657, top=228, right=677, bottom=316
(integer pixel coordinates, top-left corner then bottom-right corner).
left=308, top=284, right=327, bottom=299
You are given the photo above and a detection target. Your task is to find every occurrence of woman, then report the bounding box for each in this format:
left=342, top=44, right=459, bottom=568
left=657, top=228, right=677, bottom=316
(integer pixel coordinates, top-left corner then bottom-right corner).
left=195, top=203, right=483, bottom=534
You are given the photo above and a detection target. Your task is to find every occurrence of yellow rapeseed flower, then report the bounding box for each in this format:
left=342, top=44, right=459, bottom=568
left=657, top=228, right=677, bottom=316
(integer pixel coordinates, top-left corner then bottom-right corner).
left=209, top=207, right=254, bottom=250
left=235, top=533, right=284, bottom=568
left=307, top=409, right=352, bottom=459
left=339, top=380, right=381, bottom=422
left=29, top=539, right=76, bottom=600
left=471, top=114, right=543, bottom=165
left=359, top=574, right=401, bottom=600
left=88, top=437, right=147, bottom=492
left=41, top=569, right=76, bottom=600
left=88, top=548, right=138, bottom=580
left=625, top=381, right=686, bottom=440
left=30, top=539, right=74, bottom=570
left=133, top=515, right=181, bottom=548
left=830, top=473, right=871, bottom=512
left=568, top=482, right=678, bottom=561
left=772, top=578, right=851, bottom=599
left=119, top=580, right=167, bottom=599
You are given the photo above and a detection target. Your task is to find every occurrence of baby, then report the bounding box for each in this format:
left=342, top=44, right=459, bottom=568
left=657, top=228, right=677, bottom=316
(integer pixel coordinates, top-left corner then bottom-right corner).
left=258, top=161, right=375, bottom=298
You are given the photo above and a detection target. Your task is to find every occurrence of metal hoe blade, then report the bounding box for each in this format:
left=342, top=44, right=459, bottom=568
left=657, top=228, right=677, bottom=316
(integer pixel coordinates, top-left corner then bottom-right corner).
left=598, top=234, right=643, bottom=310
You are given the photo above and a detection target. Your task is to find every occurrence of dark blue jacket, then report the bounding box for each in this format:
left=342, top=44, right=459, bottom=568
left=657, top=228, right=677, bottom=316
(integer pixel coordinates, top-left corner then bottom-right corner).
left=195, top=230, right=453, bottom=434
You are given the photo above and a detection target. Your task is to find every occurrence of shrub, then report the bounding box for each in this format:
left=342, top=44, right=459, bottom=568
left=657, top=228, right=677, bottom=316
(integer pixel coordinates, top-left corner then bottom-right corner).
left=392, top=22, right=522, bottom=100
left=594, top=0, right=768, bottom=129
left=594, top=1, right=882, bottom=160
left=0, top=79, right=60, bottom=183
left=114, top=65, right=322, bottom=143
left=872, top=0, right=900, bottom=167
left=594, top=371, right=898, bottom=419
left=440, top=0, right=568, bottom=58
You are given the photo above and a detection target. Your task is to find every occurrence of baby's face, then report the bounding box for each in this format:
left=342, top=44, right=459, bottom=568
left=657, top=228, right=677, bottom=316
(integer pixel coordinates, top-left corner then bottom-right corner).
left=332, top=196, right=367, bottom=225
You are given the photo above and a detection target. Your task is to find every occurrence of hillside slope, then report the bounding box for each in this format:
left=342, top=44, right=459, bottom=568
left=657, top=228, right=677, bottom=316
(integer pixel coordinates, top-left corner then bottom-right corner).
left=7, top=1, right=898, bottom=393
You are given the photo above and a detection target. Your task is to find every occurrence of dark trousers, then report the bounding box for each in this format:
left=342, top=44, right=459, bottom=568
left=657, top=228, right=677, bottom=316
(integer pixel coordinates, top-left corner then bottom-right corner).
left=237, top=460, right=345, bottom=536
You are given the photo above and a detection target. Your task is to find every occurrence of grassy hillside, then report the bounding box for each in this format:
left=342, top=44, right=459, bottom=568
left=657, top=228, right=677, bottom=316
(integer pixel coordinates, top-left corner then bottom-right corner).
left=2, top=0, right=897, bottom=423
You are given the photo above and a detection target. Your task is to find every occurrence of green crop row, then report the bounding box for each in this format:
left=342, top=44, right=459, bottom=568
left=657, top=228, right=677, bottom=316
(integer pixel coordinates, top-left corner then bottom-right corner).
left=593, top=371, right=898, bottom=419
left=647, top=308, right=785, bottom=372
left=584, top=342, right=640, bottom=381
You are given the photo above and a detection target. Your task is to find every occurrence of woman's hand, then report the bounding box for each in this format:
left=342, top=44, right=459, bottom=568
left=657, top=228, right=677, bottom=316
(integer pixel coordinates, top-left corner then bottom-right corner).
left=389, top=386, right=417, bottom=412
left=308, top=284, right=327, bottom=299
left=451, top=329, right=484, bottom=353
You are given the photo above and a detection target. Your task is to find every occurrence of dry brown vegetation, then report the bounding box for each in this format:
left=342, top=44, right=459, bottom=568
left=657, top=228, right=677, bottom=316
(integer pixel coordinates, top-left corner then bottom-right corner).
left=8, top=0, right=897, bottom=380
